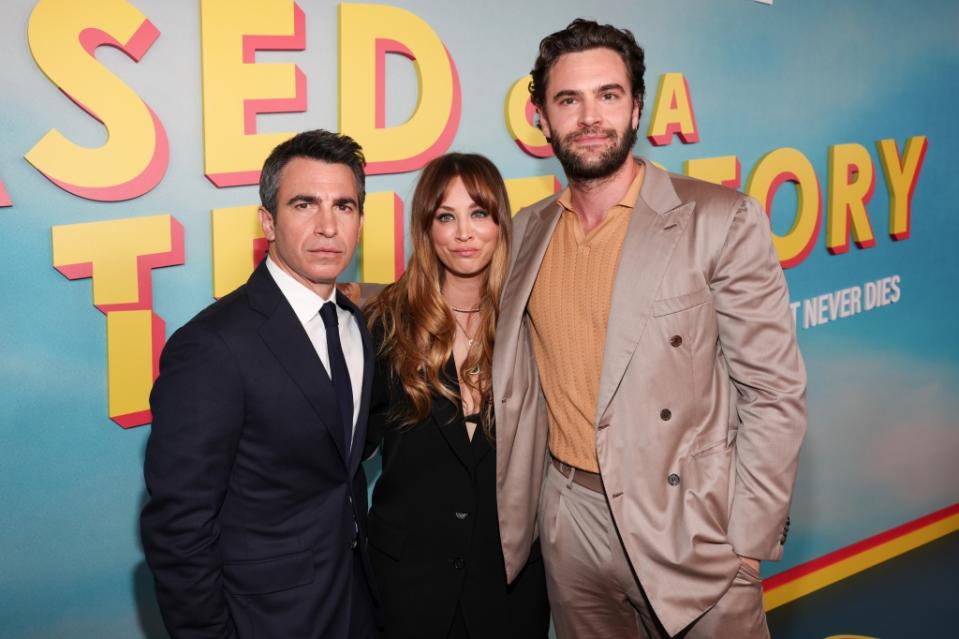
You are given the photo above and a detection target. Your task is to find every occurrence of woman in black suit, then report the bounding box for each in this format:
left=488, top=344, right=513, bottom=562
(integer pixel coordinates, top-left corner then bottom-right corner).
left=363, top=153, right=549, bottom=638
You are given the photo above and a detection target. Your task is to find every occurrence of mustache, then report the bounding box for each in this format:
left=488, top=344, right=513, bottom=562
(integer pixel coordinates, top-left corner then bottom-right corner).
left=564, top=128, right=617, bottom=143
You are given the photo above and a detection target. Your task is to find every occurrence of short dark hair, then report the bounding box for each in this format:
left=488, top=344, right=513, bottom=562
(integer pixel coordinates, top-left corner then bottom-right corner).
left=259, top=129, right=366, bottom=214
left=529, top=19, right=646, bottom=114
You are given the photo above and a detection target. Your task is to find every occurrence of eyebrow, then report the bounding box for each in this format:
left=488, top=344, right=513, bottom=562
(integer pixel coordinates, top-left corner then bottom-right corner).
left=552, top=89, right=581, bottom=102
left=436, top=201, right=486, bottom=212
left=597, top=83, right=626, bottom=94
left=286, top=194, right=317, bottom=206
left=284, top=194, right=358, bottom=208
left=551, top=83, right=626, bottom=101
left=333, top=197, right=358, bottom=208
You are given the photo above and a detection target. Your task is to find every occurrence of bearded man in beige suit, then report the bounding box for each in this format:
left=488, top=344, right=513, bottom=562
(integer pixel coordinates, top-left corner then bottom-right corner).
left=492, top=19, right=807, bottom=638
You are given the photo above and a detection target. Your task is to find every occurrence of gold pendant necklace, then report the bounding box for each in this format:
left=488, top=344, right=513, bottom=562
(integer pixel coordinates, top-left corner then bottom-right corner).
left=454, top=317, right=480, bottom=375
left=453, top=313, right=476, bottom=347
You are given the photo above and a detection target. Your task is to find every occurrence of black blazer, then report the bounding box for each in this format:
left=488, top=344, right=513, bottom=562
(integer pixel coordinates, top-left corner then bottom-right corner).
left=141, top=261, right=378, bottom=638
left=365, top=334, right=549, bottom=639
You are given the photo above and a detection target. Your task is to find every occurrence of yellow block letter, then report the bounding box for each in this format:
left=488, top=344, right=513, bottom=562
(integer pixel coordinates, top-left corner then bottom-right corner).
left=505, top=76, right=552, bottom=158
left=647, top=73, right=699, bottom=146
left=52, top=214, right=184, bottom=427
left=877, top=136, right=927, bottom=240
left=201, top=0, right=306, bottom=187
left=211, top=205, right=266, bottom=298
left=827, top=143, right=876, bottom=254
left=505, top=176, right=561, bottom=214
left=685, top=156, right=741, bottom=190
left=107, top=310, right=163, bottom=427
left=361, top=192, right=405, bottom=283
left=339, top=3, right=460, bottom=174
left=746, top=148, right=821, bottom=269
left=25, top=0, right=167, bottom=201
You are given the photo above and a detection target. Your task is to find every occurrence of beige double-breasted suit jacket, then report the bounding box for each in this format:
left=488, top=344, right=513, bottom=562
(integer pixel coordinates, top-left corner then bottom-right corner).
left=492, top=161, right=807, bottom=635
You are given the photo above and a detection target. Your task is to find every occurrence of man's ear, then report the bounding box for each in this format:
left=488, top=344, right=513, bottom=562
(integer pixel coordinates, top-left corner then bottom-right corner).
left=631, top=98, right=641, bottom=131
left=258, top=206, right=276, bottom=242
left=537, top=106, right=552, bottom=142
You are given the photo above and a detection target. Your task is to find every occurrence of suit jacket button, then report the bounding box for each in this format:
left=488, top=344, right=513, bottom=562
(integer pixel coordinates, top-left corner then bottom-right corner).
left=667, top=473, right=680, bottom=486
left=670, top=335, right=683, bottom=347
left=660, top=408, right=672, bottom=421
left=451, top=557, right=465, bottom=569
left=455, top=511, right=469, bottom=520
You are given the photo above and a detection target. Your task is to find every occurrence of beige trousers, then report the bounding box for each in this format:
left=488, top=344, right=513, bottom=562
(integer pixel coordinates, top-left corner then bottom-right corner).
left=538, top=462, right=770, bottom=638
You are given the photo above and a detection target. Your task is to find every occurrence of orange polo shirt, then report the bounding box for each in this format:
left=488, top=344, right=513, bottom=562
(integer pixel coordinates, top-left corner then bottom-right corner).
left=528, top=166, right=643, bottom=472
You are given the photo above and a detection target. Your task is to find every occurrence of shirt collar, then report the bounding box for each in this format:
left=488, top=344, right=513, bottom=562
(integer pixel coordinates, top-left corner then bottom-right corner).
left=265, top=256, right=337, bottom=325
left=557, top=160, right=644, bottom=215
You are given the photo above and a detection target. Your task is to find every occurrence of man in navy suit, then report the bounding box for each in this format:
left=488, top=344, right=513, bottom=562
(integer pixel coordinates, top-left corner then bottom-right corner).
left=141, top=129, right=378, bottom=638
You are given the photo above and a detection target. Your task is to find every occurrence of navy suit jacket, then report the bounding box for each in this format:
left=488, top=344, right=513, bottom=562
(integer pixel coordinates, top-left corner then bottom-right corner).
left=141, top=260, right=377, bottom=638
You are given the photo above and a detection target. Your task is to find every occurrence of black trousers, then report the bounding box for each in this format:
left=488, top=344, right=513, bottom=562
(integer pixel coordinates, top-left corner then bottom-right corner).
left=350, top=549, right=380, bottom=638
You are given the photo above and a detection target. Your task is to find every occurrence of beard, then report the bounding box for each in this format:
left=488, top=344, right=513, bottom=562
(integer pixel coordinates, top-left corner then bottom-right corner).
left=550, top=123, right=638, bottom=181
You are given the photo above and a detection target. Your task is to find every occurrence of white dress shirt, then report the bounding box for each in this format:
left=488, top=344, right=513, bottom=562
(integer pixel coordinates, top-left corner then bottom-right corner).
left=265, top=257, right=364, bottom=443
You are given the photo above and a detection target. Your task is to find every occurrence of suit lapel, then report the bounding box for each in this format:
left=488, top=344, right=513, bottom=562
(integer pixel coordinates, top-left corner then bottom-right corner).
left=338, top=290, right=374, bottom=476
left=432, top=358, right=475, bottom=472
left=471, top=424, right=492, bottom=465
left=596, top=163, right=694, bottom=423
left=493, top=201, right=563, bottom=393
left=248, top=263, right=348, bottom=465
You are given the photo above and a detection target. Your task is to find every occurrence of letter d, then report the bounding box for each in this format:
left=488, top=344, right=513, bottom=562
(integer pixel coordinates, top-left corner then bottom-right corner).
left=864, top=281, right=877, bottom=310
left=339, top=4, right=461, bottom=174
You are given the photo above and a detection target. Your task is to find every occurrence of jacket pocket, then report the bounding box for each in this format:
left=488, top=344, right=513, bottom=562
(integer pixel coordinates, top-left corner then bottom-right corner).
left=222, top=549, right=314, bottom=595
left=652, top=287, right=712, bottom=316
left=367, top=514, right=408, bottom=561
left=691, top=438, right=729, bottom=458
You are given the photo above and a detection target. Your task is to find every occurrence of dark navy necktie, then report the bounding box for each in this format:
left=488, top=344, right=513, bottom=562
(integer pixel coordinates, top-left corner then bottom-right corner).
left=319, top=301, right=353, bottom=453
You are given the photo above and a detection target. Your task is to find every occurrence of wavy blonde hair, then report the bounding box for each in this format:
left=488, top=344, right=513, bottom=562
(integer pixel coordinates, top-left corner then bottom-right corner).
left=364, top=153, right=512, bottom=437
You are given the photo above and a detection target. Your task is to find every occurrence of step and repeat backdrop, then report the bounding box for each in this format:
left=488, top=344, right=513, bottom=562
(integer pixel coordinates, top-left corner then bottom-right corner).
left=1, top=1, right=956, bottom=637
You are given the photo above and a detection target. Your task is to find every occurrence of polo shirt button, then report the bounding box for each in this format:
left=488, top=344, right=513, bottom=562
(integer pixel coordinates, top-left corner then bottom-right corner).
left=451, top=557, right=465, bottom=569
left=660, top=408, right=672, bottom=421
left=667, top=473, right=681, bottom=486
left=670, top=335, right=683, bottom=347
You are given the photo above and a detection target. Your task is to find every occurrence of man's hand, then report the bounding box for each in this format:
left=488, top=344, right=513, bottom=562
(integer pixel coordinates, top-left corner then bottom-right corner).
left=336, top=282, right=387, bottom=306
left=336, top=282, right=362, bottom=304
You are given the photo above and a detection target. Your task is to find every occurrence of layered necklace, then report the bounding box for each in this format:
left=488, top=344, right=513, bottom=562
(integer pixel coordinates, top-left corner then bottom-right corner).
left=451, top=306, right=480, bottom=347
left=450, top=304, right=481, bottom=375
